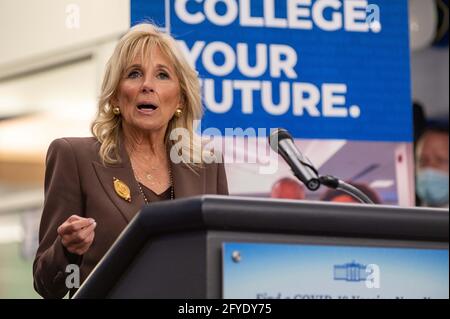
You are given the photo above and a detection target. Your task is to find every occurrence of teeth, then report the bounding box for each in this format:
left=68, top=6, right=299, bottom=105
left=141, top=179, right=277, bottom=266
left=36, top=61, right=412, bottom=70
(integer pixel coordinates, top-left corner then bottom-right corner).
left=137, top=104, right=157, bottom=110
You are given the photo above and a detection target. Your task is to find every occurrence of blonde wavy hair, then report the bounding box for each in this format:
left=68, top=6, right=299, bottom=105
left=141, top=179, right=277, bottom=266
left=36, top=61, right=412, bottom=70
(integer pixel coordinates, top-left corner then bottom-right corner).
left=91, top=23, right=203, bottom=166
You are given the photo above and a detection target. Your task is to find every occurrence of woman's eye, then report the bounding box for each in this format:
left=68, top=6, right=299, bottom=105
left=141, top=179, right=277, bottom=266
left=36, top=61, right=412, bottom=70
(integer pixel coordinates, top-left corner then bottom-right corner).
left=156, top=72, right=170, bottom=80
left=127, top=70, right=142, bottom=78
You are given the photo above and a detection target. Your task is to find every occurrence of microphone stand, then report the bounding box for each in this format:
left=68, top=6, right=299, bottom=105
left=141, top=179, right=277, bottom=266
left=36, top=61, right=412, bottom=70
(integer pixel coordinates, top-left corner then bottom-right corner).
left=270, top=127, right=374, bottom=204
left=318, top=175, right=374, bottom=204
left=291, top=155, right=374, bottom=204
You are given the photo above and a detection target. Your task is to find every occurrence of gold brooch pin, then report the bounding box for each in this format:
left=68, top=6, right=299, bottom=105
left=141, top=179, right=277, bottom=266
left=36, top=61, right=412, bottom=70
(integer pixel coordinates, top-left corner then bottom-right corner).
left=113, top=177, right=131, bottom=202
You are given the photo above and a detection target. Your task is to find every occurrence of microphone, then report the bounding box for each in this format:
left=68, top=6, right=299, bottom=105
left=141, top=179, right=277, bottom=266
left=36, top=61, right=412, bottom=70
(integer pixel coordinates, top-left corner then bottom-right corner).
left=269, top=128, right=321, bottom=191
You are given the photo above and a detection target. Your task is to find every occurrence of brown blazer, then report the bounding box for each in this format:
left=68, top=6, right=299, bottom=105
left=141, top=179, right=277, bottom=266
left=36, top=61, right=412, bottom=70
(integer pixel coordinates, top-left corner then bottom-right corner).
left=33, top=137, right=228, bottom=299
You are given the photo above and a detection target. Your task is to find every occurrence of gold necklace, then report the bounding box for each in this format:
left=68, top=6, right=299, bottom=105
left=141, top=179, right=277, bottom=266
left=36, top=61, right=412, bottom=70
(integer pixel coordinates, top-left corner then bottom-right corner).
left=131, top=162, right=174, bottom=204
left=144, top=170, right=162, bottom=185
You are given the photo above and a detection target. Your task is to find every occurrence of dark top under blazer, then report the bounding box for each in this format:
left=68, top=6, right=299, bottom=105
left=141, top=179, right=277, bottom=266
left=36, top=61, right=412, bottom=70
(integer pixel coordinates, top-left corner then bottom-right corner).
left=33, top=137, right=228, bottom=299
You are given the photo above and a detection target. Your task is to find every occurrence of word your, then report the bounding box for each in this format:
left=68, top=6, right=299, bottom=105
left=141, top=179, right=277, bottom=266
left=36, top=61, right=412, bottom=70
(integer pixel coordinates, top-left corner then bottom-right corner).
left=178, top=41, right=297, bottom=78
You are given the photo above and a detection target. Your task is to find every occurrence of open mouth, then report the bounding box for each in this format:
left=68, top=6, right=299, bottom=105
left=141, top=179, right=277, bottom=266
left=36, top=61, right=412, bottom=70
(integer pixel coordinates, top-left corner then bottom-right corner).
left=137, top=104, right=158, bottom=111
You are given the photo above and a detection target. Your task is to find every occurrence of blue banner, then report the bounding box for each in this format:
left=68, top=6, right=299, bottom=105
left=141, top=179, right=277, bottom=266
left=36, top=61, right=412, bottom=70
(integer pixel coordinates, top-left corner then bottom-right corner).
left=131, top=0, right=412, bottom=142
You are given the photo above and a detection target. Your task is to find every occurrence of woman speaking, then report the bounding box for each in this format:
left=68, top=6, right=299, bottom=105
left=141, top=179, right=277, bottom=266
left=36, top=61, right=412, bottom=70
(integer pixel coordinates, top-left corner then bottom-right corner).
left=33, top=23, right=228, bottom=299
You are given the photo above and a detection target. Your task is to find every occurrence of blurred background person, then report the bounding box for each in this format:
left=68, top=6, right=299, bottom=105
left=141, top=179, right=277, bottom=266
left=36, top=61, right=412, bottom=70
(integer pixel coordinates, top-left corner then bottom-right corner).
left=413, top=101, right=427, bottom=144
left=415, top=122, right=449, bottom=208
left=270, top=177, right=306, bottom=200
left=413, top=101, right=427, bottom=206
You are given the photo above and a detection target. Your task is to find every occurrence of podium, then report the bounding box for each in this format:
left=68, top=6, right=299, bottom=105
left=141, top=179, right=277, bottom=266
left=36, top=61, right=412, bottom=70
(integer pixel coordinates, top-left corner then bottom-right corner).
left=73, top=195, right=449, bottom=299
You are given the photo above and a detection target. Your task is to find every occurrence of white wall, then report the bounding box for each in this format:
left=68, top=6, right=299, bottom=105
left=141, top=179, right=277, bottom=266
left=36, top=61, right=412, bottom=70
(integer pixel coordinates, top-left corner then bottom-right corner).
left=0, top=0, right=129, bottom=71
left=0, top=0, right=129, bottom=157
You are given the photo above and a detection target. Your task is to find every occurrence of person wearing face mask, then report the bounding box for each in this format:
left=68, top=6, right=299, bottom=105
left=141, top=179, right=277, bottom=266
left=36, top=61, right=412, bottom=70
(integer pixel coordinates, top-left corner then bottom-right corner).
left=415, top=123, right=449, bottom=208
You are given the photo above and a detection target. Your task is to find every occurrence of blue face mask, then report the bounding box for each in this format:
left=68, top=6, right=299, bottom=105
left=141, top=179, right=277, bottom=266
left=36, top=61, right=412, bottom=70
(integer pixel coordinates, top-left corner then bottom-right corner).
left=416, top=168, right=449, bottom=207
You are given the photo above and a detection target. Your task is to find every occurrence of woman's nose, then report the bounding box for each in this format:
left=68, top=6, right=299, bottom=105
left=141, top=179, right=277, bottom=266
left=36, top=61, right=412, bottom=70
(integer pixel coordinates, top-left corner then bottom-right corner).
left=141, top=76, right=155, bottom=93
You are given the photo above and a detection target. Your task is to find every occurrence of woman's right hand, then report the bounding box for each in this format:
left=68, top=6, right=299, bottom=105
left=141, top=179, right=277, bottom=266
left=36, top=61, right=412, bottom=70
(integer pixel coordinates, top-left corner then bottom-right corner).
left=57, top=215, right=96, bottom=255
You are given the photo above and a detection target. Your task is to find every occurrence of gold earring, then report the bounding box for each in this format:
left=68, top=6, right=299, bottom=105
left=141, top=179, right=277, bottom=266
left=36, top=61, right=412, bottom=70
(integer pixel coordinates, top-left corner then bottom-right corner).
left=113, top=107, right=121, bottom=115
left=174, top=108, right=183, bottom=118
